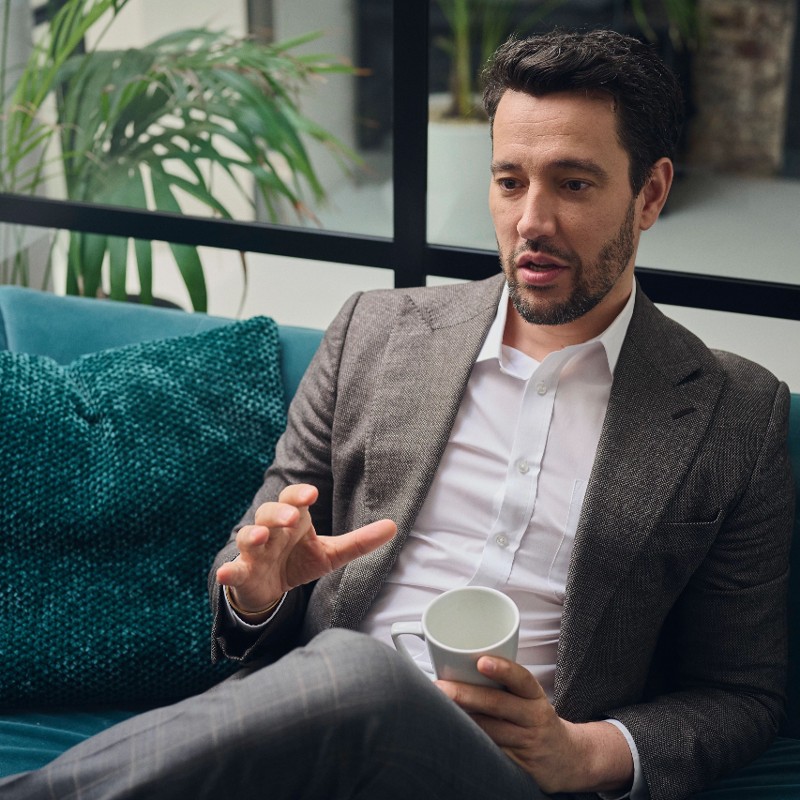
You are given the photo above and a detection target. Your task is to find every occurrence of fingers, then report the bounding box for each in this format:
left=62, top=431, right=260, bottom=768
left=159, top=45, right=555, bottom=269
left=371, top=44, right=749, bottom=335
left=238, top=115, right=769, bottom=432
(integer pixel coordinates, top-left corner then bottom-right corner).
left=477, top=657, right=546, bottom=701
left=215, top=550, right=251, bottom=587
left=216, top=482, right=396, bottom=601
left=323, top=519, right=398, bottom=571
left=217, top=507, right=303, bottom=589
left=216, top=522, right=278, bottom=586
left=276, top=483, right=318, bottom=508
left=236, top=524, right=270, bottom=553
left=245, top=483, right=318, bottom=540
left=435, top=658, right=546, bottom=727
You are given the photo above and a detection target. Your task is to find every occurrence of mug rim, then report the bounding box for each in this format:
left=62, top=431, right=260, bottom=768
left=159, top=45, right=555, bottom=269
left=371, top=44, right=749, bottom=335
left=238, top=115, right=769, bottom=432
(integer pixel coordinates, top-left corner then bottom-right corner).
left=421, top=586, right=520, bottom=655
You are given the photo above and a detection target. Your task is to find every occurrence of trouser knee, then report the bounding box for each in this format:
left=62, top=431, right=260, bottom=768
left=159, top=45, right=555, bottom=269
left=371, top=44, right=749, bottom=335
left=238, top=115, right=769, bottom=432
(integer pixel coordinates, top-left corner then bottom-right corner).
left=303, top=628, right=431, bottom=715
left=231, top=628, right=429, bottom=724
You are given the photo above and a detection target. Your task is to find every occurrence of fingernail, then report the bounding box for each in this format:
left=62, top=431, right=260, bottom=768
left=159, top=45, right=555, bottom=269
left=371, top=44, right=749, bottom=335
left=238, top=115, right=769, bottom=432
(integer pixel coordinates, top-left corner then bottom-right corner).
left=479, top=657, right=496, bottom=674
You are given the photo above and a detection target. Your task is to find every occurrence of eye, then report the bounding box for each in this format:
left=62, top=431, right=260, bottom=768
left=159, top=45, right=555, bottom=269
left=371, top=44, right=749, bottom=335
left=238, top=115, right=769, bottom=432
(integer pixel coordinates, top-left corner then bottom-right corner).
left=496, top=177, right=520, bottom=191
left=563, top=179, right=591, bottom=192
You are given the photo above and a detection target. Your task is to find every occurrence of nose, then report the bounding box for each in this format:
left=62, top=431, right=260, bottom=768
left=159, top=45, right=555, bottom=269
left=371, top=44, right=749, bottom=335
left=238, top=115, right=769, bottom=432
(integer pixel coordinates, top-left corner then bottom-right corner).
left=516, top=186, right=557, bottom=241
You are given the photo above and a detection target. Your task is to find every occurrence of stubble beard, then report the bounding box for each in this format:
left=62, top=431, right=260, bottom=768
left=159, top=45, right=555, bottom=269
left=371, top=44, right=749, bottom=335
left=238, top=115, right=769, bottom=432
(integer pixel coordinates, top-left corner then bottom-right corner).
left=504, top=199, right=636, bottom=327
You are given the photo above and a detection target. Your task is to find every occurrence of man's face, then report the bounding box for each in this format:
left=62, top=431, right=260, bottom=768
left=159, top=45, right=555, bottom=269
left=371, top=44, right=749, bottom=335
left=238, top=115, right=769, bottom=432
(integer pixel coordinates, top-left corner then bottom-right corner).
left=489, top=90, right=643, bottom=332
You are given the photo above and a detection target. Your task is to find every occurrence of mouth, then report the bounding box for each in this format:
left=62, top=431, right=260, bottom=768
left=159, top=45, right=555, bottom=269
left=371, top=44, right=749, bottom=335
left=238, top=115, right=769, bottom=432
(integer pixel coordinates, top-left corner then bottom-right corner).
left=514, top=252, right=568, bottom=286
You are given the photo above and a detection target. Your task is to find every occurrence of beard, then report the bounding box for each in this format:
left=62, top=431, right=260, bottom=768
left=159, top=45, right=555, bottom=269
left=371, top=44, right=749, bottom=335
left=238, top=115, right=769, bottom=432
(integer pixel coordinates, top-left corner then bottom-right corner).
left=503, top=199, right=636, bottom=327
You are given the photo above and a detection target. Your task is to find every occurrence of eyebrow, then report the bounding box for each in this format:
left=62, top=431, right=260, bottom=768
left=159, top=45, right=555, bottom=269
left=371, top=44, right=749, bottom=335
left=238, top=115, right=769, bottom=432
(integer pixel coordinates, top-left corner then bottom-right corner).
left=491, top=158, right=611, bottom=182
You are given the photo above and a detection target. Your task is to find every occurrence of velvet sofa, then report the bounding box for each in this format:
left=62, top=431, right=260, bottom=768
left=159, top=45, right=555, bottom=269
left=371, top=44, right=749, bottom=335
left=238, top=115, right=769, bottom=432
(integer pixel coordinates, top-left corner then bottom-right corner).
left=0, top=286, right=798, bottom=797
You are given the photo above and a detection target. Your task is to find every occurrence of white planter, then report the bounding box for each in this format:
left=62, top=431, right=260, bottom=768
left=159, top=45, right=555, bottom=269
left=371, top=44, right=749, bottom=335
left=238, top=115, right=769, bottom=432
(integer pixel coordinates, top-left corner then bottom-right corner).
left=427, top=95, right=496, bottom=251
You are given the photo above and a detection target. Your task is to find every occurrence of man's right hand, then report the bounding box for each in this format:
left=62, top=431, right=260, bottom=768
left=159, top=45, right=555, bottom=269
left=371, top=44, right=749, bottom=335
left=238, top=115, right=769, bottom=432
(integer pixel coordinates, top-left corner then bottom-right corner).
left=215, top=483, right=397, bottom=623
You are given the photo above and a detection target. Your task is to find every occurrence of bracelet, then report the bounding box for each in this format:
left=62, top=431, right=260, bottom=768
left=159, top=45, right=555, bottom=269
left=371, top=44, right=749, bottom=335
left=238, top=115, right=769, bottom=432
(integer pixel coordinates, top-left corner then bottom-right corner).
left=224, top=584, right=282, bottom=617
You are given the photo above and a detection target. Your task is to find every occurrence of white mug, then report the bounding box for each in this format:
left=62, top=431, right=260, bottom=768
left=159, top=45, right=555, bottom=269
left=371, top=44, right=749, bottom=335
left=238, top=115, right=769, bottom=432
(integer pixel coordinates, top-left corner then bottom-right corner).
left=390, top=586, right=520, bottom=687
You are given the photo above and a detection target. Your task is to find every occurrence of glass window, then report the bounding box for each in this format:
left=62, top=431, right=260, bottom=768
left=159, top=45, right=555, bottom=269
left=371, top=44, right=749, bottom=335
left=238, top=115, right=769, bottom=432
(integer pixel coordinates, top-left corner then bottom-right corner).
left=3, top=0, right=392, bottom=236
left=1, top=1, right=797, bottom=338
left=269, top=0, right=394, bottom=238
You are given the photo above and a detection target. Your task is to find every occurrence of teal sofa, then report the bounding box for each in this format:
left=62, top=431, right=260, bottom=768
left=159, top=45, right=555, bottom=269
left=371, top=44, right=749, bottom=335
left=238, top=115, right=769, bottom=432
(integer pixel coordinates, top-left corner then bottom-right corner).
left=0, top=286, right=798, bottom=797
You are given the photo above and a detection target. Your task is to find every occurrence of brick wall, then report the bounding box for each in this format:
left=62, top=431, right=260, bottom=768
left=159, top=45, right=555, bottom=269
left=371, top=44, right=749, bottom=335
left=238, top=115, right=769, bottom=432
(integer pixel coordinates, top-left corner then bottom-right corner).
left=689, top=0, right=797, bottom=175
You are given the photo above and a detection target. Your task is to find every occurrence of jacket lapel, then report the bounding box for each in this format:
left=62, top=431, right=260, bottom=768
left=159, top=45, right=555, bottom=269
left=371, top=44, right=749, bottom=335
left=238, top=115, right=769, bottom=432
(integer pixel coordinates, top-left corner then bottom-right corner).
left=330, top=276, right=504, bottom=629
left=553, top=290, right=726, bottom=715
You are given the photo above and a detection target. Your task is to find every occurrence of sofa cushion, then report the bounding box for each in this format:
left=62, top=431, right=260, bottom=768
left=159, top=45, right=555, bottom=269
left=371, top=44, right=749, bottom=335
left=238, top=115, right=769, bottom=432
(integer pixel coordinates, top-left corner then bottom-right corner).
left=0, top=709, right=140, bottom=777
left=694, top=737, right=800, bottom=797
left=0, top=317, right=286, bottom=709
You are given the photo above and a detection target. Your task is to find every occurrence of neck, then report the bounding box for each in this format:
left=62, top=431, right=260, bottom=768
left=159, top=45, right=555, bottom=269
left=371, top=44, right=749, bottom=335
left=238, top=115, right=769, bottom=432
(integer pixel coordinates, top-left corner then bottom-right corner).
left=502, top=281, right=634, bottom=361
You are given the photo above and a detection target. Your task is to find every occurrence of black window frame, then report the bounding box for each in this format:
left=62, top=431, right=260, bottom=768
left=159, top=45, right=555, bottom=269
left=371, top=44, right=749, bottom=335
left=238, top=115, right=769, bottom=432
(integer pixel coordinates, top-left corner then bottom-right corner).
left=1, top=0, right=798, bottom=321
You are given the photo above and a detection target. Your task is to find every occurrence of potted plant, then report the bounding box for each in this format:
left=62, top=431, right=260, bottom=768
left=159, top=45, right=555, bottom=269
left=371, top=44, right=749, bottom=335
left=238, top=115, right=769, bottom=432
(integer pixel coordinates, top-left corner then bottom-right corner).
left=630, top=0, right=702, bottom=52
left=432, top=0, right=565, bottom=121
left=0, top=0, right=359, bottom=310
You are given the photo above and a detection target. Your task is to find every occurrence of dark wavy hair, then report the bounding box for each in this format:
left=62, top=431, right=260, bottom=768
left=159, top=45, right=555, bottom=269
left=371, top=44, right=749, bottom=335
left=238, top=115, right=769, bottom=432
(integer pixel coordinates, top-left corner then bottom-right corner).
left=482, top=29, right=684, bottom=194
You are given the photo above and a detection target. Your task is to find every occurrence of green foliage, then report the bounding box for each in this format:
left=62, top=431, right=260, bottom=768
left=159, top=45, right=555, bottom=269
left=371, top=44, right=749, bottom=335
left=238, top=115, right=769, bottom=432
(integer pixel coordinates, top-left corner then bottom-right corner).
left=433, top=0, right=700, bottom=120
left=433, top=0, right=566, bottom=120
left=0, top=0, right=358, bottom=310
left=630, top=0, right=702, bottom=51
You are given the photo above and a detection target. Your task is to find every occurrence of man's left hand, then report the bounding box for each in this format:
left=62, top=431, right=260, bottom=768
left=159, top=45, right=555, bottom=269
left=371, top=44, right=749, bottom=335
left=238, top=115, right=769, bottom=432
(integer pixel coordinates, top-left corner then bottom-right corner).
left=435, top=656, right=633, bottom=795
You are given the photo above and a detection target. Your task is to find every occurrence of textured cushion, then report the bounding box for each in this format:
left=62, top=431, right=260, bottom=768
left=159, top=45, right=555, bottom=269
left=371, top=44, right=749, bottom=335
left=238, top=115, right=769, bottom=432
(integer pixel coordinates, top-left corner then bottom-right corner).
left=0, top=318, right=286, bottom=709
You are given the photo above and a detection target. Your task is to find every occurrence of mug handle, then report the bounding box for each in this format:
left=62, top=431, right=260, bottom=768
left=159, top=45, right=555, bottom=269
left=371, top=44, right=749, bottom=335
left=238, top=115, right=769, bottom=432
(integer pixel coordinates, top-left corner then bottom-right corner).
left=390, top=621, right=425, bottom=661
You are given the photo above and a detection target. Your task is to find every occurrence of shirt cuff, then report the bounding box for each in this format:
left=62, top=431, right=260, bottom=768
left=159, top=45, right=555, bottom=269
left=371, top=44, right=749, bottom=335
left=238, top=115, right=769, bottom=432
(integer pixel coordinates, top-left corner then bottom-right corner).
left=598, top=719, right=648, bottom=800
left=221, top=588, right=287, bottom=629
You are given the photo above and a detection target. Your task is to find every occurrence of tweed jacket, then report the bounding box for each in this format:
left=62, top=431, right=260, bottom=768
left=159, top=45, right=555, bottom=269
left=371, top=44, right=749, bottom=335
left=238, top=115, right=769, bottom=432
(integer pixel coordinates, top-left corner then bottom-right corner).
left=210, top=274, right=794, bottom=800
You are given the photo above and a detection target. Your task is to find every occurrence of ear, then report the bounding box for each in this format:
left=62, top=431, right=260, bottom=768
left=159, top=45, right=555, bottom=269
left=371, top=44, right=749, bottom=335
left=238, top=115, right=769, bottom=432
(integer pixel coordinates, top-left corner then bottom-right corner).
left=638, top=158, right=674, bottom=231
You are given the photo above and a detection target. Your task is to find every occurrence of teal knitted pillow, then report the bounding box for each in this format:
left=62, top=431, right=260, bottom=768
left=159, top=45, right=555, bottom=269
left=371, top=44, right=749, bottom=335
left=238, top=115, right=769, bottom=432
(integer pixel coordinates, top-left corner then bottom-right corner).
left=0, top=318, right=287, bottom=710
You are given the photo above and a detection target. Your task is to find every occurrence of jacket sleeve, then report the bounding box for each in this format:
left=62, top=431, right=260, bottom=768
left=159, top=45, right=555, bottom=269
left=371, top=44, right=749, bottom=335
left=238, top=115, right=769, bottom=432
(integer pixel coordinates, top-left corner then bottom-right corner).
left=607, top=379, right=794, bottom=800
left=209, top=292, right=364, bottom=664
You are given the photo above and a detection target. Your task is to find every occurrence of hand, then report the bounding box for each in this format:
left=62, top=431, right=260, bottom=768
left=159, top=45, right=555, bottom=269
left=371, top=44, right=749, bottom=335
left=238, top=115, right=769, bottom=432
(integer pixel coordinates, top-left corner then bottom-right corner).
left=435, top=657, right=633, bottom=794
left=215, top=483, right=397, bottom=620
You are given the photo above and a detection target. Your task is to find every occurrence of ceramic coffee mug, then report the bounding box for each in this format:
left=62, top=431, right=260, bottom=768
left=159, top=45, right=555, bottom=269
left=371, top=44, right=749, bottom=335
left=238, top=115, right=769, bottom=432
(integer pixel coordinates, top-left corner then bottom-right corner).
left=390, top=586, right=520, bottom=687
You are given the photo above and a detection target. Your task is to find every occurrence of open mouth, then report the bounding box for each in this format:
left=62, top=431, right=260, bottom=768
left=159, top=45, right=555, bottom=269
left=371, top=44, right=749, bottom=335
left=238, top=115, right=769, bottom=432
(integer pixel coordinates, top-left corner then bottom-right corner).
left=516, top=251, right=567, bottom=270
left=515, top=254, right=568, bottom=286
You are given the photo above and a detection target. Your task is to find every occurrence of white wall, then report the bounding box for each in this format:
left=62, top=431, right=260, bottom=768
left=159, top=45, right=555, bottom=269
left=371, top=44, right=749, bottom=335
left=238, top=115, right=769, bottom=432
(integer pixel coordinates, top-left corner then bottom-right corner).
left=655, top=304, right=800, bottom=392
left=91, top=0, right=246, bottom=47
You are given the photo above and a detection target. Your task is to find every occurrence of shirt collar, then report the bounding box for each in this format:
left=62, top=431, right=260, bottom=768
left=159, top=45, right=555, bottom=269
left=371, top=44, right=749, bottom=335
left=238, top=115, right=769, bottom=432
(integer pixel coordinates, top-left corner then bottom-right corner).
left=476, top=280, right=636, bottom=375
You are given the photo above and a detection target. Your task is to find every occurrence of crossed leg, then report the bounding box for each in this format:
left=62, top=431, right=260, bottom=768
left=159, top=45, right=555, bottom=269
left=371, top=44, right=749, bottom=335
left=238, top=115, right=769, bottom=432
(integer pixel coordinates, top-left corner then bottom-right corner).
left=0, top=629, right=545, bottom=799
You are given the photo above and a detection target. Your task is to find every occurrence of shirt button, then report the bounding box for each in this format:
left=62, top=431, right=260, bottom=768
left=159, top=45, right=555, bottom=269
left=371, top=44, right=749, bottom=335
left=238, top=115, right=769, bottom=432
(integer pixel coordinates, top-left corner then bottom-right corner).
left=518, top=460, right=530, bottom=474
left=495, top=535, right=509, bottom=548
left=536, top=382, right=548, bottom=396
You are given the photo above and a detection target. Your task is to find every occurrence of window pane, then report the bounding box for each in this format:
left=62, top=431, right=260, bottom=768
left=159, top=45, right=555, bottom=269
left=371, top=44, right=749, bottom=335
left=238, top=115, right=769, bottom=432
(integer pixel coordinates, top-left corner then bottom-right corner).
left=270, top=0, right=393, bottom=238
left=2, top=0, right=392, bottom=237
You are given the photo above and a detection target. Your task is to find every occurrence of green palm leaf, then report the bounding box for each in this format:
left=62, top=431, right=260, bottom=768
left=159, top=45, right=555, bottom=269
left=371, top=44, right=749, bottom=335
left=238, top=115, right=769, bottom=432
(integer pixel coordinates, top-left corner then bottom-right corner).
left=2, top=0, right=359, bottom=307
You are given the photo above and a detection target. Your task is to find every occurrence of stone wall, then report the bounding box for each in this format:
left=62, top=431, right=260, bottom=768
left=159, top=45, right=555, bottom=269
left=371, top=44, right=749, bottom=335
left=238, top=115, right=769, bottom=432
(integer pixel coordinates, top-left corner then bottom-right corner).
left=689, top=0, right=797, bottom=175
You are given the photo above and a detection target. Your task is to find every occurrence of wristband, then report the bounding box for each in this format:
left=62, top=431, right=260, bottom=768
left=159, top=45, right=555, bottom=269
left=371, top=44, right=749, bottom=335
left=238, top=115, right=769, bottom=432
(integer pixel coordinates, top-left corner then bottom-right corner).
left=224, top=584, right=282, bottom=617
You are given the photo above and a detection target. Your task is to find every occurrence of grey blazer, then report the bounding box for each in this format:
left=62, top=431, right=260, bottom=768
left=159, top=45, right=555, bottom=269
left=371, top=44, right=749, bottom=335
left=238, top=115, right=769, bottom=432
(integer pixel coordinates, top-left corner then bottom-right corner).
left=211, top=274, right=794, bottom=800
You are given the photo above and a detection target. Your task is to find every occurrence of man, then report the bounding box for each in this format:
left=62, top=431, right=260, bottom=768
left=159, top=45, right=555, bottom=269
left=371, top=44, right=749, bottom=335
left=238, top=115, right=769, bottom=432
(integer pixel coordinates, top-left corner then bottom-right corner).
left=2, top=29, right=793, bottom=800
